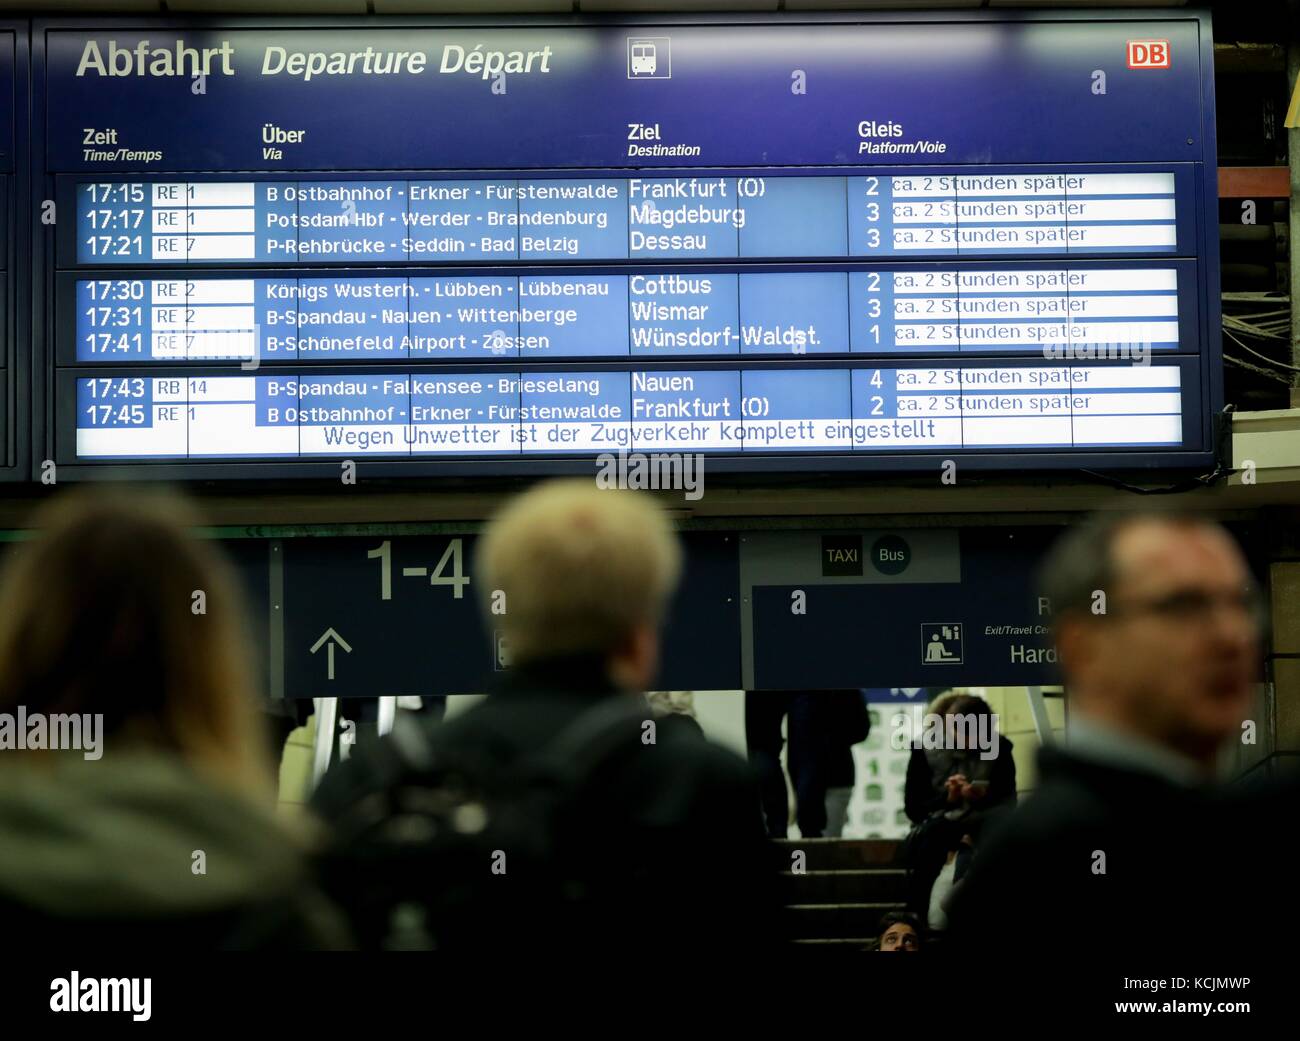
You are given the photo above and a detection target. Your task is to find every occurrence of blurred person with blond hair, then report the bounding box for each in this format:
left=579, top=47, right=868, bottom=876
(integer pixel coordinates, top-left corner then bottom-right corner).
left=0, top=489, right=348, bottom=950
left=313, top=480, right=779, bottom=951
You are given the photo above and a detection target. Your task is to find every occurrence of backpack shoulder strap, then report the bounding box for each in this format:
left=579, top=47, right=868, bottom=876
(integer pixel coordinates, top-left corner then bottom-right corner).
left=526, top=696, right=654, bottom=787
left=312, top=713, right=436, bottom=822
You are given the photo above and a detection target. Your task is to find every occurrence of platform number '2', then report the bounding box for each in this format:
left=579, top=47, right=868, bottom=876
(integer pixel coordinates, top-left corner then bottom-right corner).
left=367, top=539, right=471, bottom=600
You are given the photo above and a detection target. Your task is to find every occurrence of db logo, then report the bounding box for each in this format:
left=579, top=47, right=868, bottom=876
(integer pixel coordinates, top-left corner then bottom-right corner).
left=1127, top=40, right=1170, bottom=69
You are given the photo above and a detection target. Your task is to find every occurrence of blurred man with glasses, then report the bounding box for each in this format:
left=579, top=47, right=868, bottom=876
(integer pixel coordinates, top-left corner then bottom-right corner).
left=947, top=512, right=1265, bottom=958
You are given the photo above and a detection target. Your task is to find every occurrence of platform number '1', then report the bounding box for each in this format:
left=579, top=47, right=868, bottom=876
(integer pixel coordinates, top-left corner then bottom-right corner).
left=367, top=539, right=471, bottom=601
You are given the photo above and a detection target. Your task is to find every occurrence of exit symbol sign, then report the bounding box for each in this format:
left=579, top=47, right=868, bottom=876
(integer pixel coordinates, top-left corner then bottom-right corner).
left=1127, top=40, right=1170, bottom=69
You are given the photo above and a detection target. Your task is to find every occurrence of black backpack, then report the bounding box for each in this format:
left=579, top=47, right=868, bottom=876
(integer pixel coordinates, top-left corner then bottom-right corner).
left=314, top=698, right=654, bottom=950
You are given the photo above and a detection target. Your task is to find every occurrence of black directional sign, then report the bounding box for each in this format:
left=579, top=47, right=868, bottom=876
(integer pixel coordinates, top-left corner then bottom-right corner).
left=281, top=531, right=740, bottom=698
left=219, top=539, right=272, bottom=698
left=751, top=528, right=1061, bottom=688
left=660, top=532, right=741, bottom=691
left=283, top=533, right=487, bottom=699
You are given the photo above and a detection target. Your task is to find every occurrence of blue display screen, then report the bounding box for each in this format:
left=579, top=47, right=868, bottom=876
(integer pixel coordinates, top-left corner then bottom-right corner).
left=70, top=265, right=1192, bottom=363
left=72, top=364, right=1193, bottom=460
left=43, top=13, right=1220, bottom=474
left=73, top=172, right=1185, bottom=264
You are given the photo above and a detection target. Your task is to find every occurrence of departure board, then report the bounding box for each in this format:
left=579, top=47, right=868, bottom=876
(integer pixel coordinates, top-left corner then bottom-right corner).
left=36, top=13, right=1220, bottom=478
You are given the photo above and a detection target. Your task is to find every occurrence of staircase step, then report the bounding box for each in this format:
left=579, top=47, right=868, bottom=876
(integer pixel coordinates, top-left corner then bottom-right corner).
left=793, top=938, right=878, bottom=948
left=772, top=838, right=902, bottom=871
left=785, top=901, right=906, bottom=940
left=778, top=868, right=908, bottom=904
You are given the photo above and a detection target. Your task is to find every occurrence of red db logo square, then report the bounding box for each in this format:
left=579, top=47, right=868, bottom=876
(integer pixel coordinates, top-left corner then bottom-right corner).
left=1128, top=40, right=1170, bottom=69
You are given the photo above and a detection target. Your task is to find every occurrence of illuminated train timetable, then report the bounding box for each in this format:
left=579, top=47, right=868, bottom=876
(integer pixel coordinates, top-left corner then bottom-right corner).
left=71, top=364, right=1193, bottom=459
left=75, top=172, right=1184, bottom=264
left=41, top=15, right=1221, bottom=475
left=66, top=265, right=1192, bottom=363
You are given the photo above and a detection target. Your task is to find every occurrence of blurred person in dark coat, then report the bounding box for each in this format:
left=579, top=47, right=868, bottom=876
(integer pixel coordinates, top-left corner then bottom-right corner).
left=946, top=512, right=1262, bottom=958
left=314, top=480, right=780, bottom=951
left=745, top=689, right=870, bottom=838
left=0, top=490, right=349, bottom=951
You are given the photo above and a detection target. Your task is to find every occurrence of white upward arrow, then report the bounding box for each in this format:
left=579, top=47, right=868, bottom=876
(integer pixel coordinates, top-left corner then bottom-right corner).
left=310, top=627, right=352, bottom=681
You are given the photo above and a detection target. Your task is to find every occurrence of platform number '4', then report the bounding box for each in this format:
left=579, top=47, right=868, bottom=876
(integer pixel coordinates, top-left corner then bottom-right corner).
left=429, top=539, right=471, bottom=599
left=367, top=539, right=471, bottom=601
